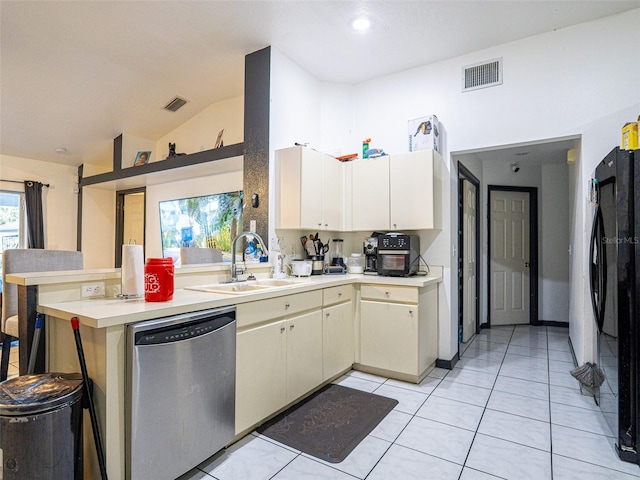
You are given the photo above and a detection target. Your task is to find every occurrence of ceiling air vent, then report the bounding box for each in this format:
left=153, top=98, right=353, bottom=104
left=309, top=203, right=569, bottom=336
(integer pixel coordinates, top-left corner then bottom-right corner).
left=163, top=96, right=188, bottom=112
left=462, top=58, right=503, bottom=92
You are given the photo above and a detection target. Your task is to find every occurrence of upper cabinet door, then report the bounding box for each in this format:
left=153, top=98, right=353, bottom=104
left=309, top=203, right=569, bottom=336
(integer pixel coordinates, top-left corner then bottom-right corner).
left=299, top=148, right=326, bottom=229
left=351, top=156, right=390, bottom=231
left=390, top=150, right=442, bottom=230
left=274, top=146, right=345, bottom=231
left=321, top=156, right=344, bottom=231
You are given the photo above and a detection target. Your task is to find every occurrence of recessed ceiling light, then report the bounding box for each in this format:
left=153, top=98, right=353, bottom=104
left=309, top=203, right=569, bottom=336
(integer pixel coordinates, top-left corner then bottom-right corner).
left=352, top=17, right=371, bottom=31
left=515, top=151, right=529, bottom=156
left=55, top=147, right=67, bottom=155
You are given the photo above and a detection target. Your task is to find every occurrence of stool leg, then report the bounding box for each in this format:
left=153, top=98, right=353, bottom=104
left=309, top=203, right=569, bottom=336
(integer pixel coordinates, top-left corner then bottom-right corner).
left=0, top=333, right=14, bottom=381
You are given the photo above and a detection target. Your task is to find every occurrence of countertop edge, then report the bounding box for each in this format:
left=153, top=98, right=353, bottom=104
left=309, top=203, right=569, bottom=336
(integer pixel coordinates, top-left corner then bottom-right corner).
left=39, top=272, right=443, bottom=329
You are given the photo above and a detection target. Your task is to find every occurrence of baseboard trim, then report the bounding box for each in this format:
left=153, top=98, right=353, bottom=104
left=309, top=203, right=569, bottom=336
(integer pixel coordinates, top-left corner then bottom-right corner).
left=436, top=354, right=459, bottom=370
left=531, top=320, right=569, bottom=328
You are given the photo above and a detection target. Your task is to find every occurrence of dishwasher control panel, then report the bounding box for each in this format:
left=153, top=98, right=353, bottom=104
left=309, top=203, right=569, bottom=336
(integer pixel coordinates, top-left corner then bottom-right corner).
left=135, top=315, right=231, bottom=345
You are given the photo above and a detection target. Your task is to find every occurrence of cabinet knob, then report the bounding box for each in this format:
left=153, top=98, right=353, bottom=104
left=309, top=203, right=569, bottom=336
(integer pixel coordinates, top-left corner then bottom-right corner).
left=385, top=291, right=390, bottom=297
left=280, top=327, right=285, bottom=333
left=317, top=223, right=322, bottom=226
left=409, top=310, right=414, bottom=316
left=285, top=303, right=290, bottom=309
left=326, top=313, right=330, bottom=318
left=290, top=324, right=295, bottom=330
left=338, top=292, right=342, bottom=297
left=324, top=224, right=328, bottom=227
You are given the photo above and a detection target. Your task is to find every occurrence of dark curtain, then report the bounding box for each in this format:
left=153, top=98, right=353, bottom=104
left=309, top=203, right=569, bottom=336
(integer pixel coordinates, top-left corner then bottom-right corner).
left=24, top=181, right=45, bottom=248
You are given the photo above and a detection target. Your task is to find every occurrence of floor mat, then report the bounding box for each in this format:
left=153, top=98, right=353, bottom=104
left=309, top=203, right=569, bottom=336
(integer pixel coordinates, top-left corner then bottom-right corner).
left=257, top=383, right=398, bottom=463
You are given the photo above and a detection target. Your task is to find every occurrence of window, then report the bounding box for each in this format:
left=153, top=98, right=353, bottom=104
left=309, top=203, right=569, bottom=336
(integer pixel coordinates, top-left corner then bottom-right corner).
left=0, top=191, right=27, bottom=292
left=159, top=191, right=243, bottom=265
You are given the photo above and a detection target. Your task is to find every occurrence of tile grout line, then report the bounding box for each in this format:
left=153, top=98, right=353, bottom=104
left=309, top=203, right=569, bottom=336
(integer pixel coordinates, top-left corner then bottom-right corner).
left=456, top=325, right=515, bottom=480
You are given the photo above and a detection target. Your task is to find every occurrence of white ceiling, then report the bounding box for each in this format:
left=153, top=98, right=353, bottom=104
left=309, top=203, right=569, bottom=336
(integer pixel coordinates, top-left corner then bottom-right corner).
left=1, top=1, right=637, bottom=170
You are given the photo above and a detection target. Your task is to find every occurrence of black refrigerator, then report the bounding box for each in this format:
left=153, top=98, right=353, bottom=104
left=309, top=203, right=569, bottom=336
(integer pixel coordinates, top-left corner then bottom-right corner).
left=589, top=147, right=639, bottom=465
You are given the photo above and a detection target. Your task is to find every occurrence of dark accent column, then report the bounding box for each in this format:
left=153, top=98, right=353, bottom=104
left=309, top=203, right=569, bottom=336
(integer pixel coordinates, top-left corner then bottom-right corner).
left=114, top=134, right=123, bottom=171
left=243, top=46, right=271, bottom=248
left=77, top=164, right=83, bottom=251
left=18, top=285, right=43, bottom=374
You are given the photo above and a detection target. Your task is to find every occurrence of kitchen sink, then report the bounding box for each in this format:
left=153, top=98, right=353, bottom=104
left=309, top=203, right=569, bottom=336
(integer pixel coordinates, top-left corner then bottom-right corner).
left=185, top=278, right=306, bottom=295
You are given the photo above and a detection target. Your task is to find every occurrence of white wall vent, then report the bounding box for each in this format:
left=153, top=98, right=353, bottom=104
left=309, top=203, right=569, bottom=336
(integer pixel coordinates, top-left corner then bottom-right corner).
left=462, top=58, right=503, bottom=92
left=163, top=96, right=188, bottom=112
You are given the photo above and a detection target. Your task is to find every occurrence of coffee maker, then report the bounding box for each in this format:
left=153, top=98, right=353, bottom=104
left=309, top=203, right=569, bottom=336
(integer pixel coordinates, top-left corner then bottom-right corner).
left=363, top=236, right=379, bottom=274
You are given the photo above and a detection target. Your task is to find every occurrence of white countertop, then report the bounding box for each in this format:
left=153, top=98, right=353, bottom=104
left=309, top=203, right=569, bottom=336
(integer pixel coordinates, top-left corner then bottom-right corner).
left=35, top=272, right=442, bottom=329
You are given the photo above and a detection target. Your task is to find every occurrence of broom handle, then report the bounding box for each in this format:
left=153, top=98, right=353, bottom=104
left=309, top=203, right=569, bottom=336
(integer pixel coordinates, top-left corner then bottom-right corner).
left=71, top=317, right=109, bottom=480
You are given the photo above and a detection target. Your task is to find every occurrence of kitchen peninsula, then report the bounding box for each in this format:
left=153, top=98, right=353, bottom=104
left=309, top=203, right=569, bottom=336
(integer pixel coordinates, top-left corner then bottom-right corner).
left=7, top=265, right=442, bottom=479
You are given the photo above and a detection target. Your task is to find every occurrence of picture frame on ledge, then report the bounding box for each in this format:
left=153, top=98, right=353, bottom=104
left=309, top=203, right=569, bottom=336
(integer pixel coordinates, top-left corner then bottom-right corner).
left=134, top=151, right=151, bottom=167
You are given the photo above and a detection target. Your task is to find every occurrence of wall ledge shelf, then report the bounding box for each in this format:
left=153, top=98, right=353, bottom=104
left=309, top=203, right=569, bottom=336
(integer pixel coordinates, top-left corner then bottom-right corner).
left=80, top=142, right=244, bottom=190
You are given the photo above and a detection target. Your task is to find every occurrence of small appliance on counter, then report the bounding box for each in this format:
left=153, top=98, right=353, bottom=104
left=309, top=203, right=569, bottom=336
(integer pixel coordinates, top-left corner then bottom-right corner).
left=330, top=239, right=345, bottom=267
left=346, top=253, right=365, bottom=274
left=363, top=235, right=380, bottom=274
left=290, top=259, right=312, bottom=277
left=377, top=233, right=420, bottom=277
left=310, top=255, right=325, bottom=275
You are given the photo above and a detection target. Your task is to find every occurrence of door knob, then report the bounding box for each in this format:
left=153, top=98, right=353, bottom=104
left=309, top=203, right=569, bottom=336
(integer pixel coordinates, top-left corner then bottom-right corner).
left=525, top=262, right=530, bottom=268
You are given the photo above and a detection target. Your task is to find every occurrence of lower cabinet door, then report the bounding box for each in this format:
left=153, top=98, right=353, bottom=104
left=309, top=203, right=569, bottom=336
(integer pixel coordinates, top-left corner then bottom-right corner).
left=322, top=302, right=354, bottom=381
left=235, top=320, right=287, bottom=434
left=360, top=300, right=418, bottom=376
left=286, top=309, right=323, bottom=403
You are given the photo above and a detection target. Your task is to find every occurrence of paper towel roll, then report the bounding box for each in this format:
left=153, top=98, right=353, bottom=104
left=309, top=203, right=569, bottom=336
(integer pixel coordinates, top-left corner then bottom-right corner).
left=122, top=244, right=144, bottom=297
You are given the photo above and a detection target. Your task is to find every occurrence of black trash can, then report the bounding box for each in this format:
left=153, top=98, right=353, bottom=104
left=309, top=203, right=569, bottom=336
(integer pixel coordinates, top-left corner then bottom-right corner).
left=0, top=373, right=84, bottom=479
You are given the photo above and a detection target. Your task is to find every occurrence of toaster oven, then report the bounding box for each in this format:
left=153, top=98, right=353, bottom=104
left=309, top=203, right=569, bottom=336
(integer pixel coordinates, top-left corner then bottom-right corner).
left=377, top=233, right=420, bottom=277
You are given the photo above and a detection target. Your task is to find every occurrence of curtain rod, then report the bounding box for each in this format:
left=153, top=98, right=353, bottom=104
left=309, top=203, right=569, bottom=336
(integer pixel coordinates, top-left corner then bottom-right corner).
left=0, top=179, right=50, bottom=188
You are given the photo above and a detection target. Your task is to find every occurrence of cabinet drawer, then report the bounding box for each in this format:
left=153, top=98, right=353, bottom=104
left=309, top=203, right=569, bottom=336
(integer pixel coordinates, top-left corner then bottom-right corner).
left=323, top=285, right=352, bottom=306
left=361, top=284, right=418, bottom=304
left=237, top=290, right=323, bottom=328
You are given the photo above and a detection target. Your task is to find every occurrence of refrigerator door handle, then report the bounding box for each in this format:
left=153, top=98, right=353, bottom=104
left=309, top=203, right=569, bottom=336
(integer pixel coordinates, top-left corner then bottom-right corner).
left=589, top=204, right=607, bottom=333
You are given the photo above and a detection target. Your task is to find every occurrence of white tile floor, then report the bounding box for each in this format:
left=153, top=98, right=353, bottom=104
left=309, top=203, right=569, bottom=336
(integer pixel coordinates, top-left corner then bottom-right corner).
left=175, top=325, right=640, bottom=480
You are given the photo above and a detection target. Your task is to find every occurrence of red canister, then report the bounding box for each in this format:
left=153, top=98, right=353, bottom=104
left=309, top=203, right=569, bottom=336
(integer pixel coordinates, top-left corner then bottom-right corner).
left=144, top=258, right=174, bottom=302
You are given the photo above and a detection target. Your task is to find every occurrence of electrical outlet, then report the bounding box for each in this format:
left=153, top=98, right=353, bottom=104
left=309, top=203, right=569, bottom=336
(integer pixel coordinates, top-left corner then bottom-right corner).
left=81, top=282, right=105, bottom=298
left=250, top=220, right=256, bottom=233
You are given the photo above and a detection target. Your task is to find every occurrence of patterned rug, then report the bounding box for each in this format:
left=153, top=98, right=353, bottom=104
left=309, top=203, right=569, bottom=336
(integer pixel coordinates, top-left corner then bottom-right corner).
left=257, top=383, right=398, bottom=463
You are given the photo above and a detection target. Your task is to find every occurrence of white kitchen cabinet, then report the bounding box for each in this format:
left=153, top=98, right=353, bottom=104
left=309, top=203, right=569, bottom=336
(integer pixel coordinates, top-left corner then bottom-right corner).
left=236, top=320, right=287, bottom=434
left=286, top=309, right=323, bottom=402
left=389, top=150, right=442, bottom=230
left=275, top=146, right=344, bottom=231
left=351, top=155, right=390, bottom=231
left=351, top=150, right=443, bottom=231
left=357, top=283, right=438, bottom=383
left=322, top=285, right=354, bottom=381
left=235, top=290, right=323, bottom=434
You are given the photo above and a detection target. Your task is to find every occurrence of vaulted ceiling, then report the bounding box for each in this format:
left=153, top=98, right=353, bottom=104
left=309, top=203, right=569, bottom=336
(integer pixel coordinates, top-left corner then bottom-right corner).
left=1, top=1, right=637, bottom=169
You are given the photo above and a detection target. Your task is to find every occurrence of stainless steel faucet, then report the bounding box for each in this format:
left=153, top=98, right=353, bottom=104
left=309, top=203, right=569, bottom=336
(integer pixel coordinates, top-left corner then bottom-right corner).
left=230, top=231, right=269, bottom=282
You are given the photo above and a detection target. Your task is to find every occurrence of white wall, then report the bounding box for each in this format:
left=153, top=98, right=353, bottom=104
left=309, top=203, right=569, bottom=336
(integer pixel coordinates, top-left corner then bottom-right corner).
left=268, top=9, right=639, bottom=364
left=81, top=186, right=116, bottom=268
left=155, top=95, right=244, bottom=160
left=0, top=154, right=78, bottom=251
left=77, top=94, right=246, bottom=268
left=540, top=163, right=570, bottom=322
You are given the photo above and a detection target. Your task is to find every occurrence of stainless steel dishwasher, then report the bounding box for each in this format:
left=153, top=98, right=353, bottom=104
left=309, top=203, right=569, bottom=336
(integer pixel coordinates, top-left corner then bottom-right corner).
left=125, top=306, right=236, bottom=480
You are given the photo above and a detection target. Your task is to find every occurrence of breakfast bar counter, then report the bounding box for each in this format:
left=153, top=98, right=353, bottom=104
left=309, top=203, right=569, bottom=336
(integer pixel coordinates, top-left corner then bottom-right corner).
left=6, top=266, right=442, bottom=479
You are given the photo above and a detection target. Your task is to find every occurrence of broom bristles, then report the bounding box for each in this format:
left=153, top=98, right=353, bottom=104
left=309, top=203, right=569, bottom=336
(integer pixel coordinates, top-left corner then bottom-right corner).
left=570, top=362, right=605, bottom=388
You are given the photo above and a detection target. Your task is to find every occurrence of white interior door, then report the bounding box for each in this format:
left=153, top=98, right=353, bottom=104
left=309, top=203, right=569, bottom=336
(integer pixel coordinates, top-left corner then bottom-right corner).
left=123, top=192, right=145, bottom=246
left=490, top=190, right=530, bottom=325
left=462, top=180, right=477, bottom=342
